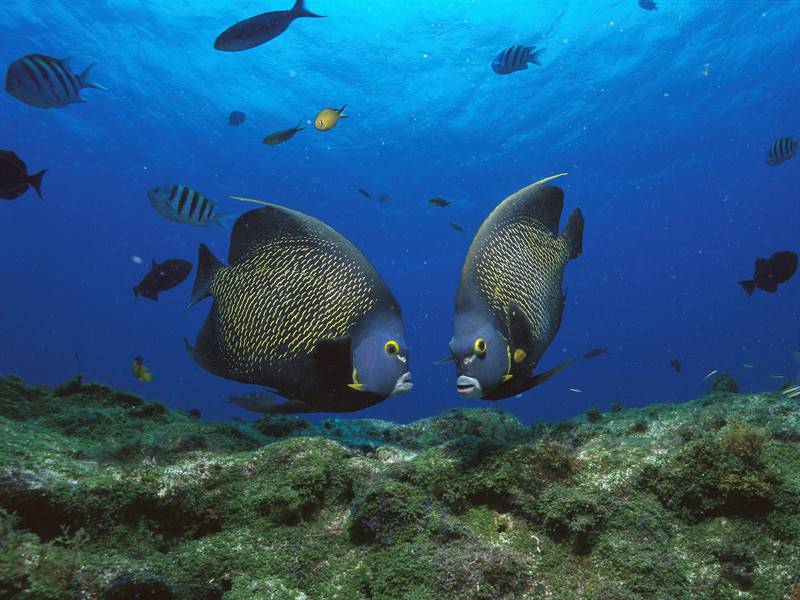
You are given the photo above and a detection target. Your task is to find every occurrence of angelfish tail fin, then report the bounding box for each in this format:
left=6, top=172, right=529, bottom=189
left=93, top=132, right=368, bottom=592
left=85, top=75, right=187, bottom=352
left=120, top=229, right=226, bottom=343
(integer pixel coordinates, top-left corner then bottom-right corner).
left=189, top=244, right=224, bottom=307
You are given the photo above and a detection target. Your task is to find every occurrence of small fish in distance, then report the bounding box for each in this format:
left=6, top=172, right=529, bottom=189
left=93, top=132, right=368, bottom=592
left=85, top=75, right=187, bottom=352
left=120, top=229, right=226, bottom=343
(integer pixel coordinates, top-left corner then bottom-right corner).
left=358, top=189, right=372, bottom=199
left=639, top=0, right=658, bottom=10
left=739, top=251, right=797, bottom=296
left=670, top=358, right=682, bottom=372
left=187, top=408, right=202, bottom=418
left=0, top=150, right=46, bottom=201
left=378, top=193, right=390, bottom=204
left=429, top=197, right=452, bottom=208
left=228, top=111, right=246, bottom=126
left=765, top=137, right=797, bottom=166
left=5, top=54, right=105, bottom=108
left=583, top=348, right=608, bottom=360
left=449, top=221, right=465, bottom=232
left=215, top=0, right=324, bottom=52
left=133, top=259, right=192, bottom=301
left=147, top=184, right=235, bottom=230
left=262, top=121, right=305, bottom=145
left=132, top=356, right=153, bottom=382
left=314, top=106, right=347, bottom=131
left=491, top=45, right=545, bottom=75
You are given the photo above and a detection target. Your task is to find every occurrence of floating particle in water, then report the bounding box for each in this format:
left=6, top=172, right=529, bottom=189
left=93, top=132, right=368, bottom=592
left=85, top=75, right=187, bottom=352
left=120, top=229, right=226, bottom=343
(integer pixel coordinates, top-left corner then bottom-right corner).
left=703, top=63, right=710, bottom=77
left=132, top=255, right=143, bottom=264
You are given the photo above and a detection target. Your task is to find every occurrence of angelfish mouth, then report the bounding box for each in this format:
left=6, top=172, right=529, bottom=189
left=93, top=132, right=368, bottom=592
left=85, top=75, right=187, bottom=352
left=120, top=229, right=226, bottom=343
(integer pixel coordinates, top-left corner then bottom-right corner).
left=391, top=372, right=414, bottom=396
left=456, top=375, right=482, bottom=398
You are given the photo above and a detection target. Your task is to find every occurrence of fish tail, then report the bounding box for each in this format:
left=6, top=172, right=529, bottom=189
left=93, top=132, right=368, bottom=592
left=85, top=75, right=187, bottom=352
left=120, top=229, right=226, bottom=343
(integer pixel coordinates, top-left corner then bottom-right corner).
left=78, top=63, right=107, bottom=91
left=739, top=280, right=756, bottom=296
left=213, top=211, right=239, bottom=231
left=528, top=47, right=545, bottom=66
left=296, top=120, right=306, bottom=131
left=28, top=169, right=46, bottom=200
left=338, top=104, right=348, bottom=117
left=562, top=208, right=584, bottom=260
left=292, top=0, right=324, bottom=18
left=189, top=244, right=224, bottom=307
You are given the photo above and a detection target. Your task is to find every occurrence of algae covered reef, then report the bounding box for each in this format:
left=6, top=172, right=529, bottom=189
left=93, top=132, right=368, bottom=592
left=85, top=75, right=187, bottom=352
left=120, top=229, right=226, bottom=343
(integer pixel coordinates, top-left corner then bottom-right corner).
left=1, top=375, right=799, bottom=599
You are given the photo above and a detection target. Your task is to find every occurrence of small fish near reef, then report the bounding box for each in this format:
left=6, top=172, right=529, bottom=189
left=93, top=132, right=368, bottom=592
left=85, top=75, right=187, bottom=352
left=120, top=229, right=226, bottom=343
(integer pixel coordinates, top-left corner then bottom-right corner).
left=765, top=137, right=797, bottom=167
left=449, top=221, right=465, bottom=233
left=739, top=251, right=798, bottom=296
left=187, top=408, right=202, bottom=418
left=147, top=184, right=234, bottom=230
left=5, top=54, right=105, bottom=108
left=228, top=111, right=246, bottom=126
left=262, top=121, right=305, bottom=145
left=429, top=197, right=452, bottom=208
left=185, top=202, right=413, bottom=414
left=638, top=0, right=658, bottom=10
left=491, top=45, right=545, bottom=75
left=670, top=358, right=682, bottom=372
left=0, top=150, right=46, bottom=201
left=583, top=348, right=608, bottom=360
left=443, top=173, right=583, bottom=400
left=132, top=259, right=192, bottom=301
left=132, top=356, right=153, bottom=382
left=214, top=0, right=324, bottom=52
left=314, top=106, right=347, bottom=131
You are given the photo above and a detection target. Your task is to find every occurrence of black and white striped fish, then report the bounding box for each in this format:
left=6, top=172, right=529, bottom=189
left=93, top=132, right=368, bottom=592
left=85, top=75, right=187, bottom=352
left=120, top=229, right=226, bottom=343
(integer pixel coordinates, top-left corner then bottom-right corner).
left=765, top=137, right=798, bottom=167
left=491, top=45, right=545, bottom=75
left=147, top=185, right=234, bottom=230
left=4, top=54, right=105, bottom=109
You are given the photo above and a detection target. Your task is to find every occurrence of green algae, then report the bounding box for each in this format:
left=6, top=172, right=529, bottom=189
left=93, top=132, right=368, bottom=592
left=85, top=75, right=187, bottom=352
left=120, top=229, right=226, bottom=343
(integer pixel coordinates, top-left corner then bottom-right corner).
left=1, top=375, right=799, bottom=599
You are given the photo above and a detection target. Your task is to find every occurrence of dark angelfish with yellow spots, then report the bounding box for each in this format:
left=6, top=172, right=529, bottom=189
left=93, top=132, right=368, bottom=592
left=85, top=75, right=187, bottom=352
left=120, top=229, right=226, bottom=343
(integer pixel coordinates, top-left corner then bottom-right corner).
left=185, top=203, right=413, bottom=413
left=444, top=173, right=583, bottom=400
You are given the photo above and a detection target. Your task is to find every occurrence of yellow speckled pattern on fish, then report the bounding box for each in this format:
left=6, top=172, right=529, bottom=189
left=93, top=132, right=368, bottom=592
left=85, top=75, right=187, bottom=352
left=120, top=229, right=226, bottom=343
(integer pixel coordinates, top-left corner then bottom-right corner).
left=209, top=235, right=377, bottom=379
left=468, top=214, right=568, bottom=340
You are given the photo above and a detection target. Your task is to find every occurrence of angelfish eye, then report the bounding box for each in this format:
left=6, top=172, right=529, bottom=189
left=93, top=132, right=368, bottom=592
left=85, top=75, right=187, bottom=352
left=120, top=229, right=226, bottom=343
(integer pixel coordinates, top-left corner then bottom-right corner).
left=384, top=340, right=400, bottom=356
left=473, top=338, right=487, bottom=357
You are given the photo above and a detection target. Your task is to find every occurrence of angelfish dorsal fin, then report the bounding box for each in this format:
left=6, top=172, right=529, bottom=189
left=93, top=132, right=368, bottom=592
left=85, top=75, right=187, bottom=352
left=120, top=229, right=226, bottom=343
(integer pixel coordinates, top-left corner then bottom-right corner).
left=228, top=204, right=321, bottom=264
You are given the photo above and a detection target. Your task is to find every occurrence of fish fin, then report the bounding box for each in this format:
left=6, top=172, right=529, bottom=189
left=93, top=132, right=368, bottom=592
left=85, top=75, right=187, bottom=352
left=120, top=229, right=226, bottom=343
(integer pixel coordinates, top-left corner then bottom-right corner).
left=78, top=64, right=107, bottom=91
left=506, top=301, right=534, bottom=357
left=28, top=170, right=46, bottom=200
left=434, top=355, right=456, bottom=365
left=313, top=336, right=353, bottom=390
left=213, top=212, right=238, bottom=232
left=228, top=204, right=316, bottom=264
left=189, top=244, right=223, bottom=307
left=183, top=337, right=194, bottom=356
left=151, top=259, right=158, bottom=268
left=292, top=0, right=324, bottom=18
left=295, top=120, right=306, bottom=131
left=527, top=47, right=545, bottom=66
left=132, top=286, right=140, bottom=298
left=509, top=183, right=564, bottom=236
left=338, top=105, right=347, bottom=117
left=522, top=359, right=572, bottom=391
left=759, top=282, right=778, bottom=293
left=141, top=289, right=158, bottom=301
left=738, top=280, right=755, bottom=296
left=246, top=393, right=314, bottom=414
left=561, top=208, right=584, bottom=260
left=229, top=195, right=271, bottom=206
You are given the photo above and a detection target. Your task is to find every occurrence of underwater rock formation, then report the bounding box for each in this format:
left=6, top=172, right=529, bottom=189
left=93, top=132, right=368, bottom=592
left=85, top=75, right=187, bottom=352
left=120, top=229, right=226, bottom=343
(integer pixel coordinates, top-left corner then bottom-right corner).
left=1, top=374, right=799, bottom=598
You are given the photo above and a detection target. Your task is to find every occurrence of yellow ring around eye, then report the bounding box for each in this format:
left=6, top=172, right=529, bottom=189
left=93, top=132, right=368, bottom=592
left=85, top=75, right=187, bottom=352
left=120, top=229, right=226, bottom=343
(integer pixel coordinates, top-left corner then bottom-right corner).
left=474, top=338, right=487, bottom=357
left=385, top=340, right=400, bottom=355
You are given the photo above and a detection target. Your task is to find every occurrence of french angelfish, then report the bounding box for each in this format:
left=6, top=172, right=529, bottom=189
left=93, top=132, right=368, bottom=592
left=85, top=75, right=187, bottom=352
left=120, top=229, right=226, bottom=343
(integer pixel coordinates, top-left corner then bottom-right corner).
left=214, top=0, right=324, bottom=52
left=444, top=173, right=583, bottom=400
left=185, top=203, right=413, bottom=413
left=5, top=54, right=105, bottom=108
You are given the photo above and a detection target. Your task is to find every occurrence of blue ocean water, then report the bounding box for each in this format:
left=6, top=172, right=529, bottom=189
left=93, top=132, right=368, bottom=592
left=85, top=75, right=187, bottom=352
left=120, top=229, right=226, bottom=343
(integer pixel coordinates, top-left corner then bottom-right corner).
left=2, top=0, right=798, bottom=424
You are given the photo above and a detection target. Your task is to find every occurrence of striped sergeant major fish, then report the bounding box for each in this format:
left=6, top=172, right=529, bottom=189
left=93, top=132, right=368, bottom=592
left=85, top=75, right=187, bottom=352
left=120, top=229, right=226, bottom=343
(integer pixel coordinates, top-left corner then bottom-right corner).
left=765, top=137, right=797, bottom=166
left=147, top=184, right=235, bottom=230
left=5, top=54, right=105, bottom=109
left=491, top=45, right=545, bottom=75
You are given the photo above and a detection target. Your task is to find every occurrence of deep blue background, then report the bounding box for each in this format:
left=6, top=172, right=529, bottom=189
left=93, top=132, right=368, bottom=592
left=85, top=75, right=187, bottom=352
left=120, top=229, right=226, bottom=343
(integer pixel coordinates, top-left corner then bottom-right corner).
left=2, top=0, right=798, bottom=424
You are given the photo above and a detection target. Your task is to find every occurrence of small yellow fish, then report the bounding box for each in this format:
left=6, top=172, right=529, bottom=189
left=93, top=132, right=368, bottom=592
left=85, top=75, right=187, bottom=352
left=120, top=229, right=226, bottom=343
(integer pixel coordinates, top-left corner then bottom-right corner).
left=132, top=356, right=153, bottom=382
left=314, top=105, right=347, bottom=131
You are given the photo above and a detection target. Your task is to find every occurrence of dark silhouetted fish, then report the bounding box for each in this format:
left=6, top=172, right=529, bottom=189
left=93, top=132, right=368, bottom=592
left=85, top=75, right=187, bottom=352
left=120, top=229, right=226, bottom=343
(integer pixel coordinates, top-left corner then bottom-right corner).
left=639, top=0, right=657, bottom=10
left=0, top=150, right=46, bottom=201
left=133, top=259, right=192, bottom=301
left=583, top=348, right=608, bottom=360
left=185, top=203, right=413, bottom=413
left=262, top=121, right=305, bottom=145
left=358, top=188, right=372, bottom=199
left=445, top=173, right=582, bottom=400
left=765, top=137, right=797, bottom=166
left=739, top=251, right=798, bottom=296
left=5, top=54, right=105, bottom=108
left=449, top=221, right=465, bottom=232
left=187, top=408, right=202, bottom=418
left=228, top=111, right=246, bottom=126
left=429, top=197, right=452, bottom=207
left=214, top=0, right=324, bottom=52
left=491, top=45, right=545, bottom=75
left=670, top=358, right=682, bottom=372
left=147, top=184, right=235, bottom=230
